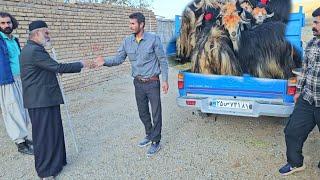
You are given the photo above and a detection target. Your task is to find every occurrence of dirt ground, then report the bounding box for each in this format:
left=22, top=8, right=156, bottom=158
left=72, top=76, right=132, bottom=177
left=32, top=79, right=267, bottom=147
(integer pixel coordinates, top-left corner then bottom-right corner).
left=0, top=67, right=319, bottom=180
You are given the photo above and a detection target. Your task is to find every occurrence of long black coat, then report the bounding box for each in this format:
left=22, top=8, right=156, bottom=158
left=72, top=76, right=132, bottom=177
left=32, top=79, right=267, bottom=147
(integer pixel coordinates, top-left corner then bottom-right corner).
left=20, top=40, right=83, bottom=108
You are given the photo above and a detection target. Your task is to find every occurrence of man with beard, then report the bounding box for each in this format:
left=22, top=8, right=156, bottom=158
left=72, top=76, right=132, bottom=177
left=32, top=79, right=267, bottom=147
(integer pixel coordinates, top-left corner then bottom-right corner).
left=0, top=12, right=33, bottom=155
left=279, top=7, right=320, bottom=176
left=20, top=20, right=94, bottom=179
left=96, top=12, right=169, bottom=156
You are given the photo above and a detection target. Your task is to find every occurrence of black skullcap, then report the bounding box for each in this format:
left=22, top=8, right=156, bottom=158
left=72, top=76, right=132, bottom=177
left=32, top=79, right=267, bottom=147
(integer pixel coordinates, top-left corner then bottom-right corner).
left=312, top=7, right=320, bottom=17
left=29, top=20, right=48, bottom=31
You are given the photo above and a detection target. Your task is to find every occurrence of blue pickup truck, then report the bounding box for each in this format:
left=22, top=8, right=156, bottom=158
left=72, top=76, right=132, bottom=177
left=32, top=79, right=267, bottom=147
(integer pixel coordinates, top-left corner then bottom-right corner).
left=171, top=7, right=305, bottom=118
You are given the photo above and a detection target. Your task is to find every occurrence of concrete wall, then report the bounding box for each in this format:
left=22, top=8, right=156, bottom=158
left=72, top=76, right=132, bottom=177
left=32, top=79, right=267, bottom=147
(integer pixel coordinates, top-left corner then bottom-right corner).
left=156, top=18, right=175, bottom=54
left=0, top=0, right=157, bottom=92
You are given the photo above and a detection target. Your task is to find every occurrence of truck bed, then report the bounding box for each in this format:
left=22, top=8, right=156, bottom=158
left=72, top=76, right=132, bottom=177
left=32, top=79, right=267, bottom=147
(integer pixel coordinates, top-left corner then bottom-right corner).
left=174, top=7, right=305, bottom=118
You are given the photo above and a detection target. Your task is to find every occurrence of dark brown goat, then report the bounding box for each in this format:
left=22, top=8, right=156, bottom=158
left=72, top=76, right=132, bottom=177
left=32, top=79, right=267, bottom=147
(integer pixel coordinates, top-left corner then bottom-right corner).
left=221, top=2, right=301, bottom=79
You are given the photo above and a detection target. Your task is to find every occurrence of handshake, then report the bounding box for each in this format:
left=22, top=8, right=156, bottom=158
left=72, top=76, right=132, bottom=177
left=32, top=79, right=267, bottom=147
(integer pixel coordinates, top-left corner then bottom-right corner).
left=82, top=56, right=105, bottom=69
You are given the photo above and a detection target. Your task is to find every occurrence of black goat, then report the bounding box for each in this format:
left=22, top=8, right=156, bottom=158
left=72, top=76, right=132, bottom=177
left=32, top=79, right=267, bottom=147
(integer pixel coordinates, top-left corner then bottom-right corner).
left=237, top=21, right=301, bottom=79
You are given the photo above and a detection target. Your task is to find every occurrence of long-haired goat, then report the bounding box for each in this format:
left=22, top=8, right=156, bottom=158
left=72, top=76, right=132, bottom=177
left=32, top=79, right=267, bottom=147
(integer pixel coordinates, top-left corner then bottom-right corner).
left=177, top=0, right=234, bottom=63
left=177, top=0, right=210, bottom=62
left=191, top=24, right=242, bottom=75
left=176, top=5, right=200, bottom=63
left=221, top=2, right=301, bottom=79
left=267, top=0, right=291, bottom=24
left=190, top=1, right=242, bottom=75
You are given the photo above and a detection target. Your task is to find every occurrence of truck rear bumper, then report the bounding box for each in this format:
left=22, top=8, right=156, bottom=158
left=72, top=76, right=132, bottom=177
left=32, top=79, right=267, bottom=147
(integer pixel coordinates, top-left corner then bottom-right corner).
left=176, top=96, right=294, bottom=118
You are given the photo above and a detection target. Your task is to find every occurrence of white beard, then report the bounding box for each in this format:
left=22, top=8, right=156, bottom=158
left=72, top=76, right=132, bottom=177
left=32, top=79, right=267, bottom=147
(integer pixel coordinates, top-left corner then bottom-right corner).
left=39, top=35, right=51, bottom=48
left=44, top=40, right=51, bottom=48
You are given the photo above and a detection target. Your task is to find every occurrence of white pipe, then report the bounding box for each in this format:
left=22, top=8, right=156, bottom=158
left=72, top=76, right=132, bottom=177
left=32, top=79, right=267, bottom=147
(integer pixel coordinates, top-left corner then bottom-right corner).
left=51, top=48, right=79, bottom=154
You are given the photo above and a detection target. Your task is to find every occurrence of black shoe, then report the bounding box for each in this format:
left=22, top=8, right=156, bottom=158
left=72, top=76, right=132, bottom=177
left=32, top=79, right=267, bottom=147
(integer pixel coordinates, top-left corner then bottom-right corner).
left=24, top=138, right=33, bottom=146
left=41, top=176, right=55, bottom=180
left=16, top=142, right=34, bottom=155
left=24, top=138, right=34, bottom=150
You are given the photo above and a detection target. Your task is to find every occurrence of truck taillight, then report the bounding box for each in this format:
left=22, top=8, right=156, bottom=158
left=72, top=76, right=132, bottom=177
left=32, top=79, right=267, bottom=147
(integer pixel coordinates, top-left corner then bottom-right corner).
left=287, top=86, right=297, bottom=95
left=287, top=77, right=297, bottom=95
left=186, top=100, right=196, bottom=106
left=178, top=73, right=184, bottom=89
left=178, top=81, right=184, bottom=89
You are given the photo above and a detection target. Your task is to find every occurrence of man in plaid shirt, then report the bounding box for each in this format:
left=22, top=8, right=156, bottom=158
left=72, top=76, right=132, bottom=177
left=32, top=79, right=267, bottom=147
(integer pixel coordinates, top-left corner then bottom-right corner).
left=279, top=7, right=320, bottom=176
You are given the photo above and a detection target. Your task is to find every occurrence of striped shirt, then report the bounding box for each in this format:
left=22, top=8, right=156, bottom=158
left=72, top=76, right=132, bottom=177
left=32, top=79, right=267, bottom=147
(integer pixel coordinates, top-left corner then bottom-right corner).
left=296, top=37, right=320, bottom=107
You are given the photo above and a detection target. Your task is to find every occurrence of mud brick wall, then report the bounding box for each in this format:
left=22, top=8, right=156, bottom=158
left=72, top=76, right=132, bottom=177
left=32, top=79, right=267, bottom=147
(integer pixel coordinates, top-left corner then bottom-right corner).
left=0, top=0, right=157, bottom=92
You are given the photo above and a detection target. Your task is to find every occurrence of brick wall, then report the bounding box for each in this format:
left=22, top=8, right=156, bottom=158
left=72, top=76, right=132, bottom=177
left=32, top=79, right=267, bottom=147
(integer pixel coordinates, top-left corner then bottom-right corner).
left=0, top=0, right=157, bottom=92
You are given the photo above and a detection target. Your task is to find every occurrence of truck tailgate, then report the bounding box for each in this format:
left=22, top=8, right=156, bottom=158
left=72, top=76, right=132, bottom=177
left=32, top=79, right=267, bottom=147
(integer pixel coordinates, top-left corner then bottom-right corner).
left=180, top=72, right=293, bottom=103
left=177, top=72, right=295, bottom=117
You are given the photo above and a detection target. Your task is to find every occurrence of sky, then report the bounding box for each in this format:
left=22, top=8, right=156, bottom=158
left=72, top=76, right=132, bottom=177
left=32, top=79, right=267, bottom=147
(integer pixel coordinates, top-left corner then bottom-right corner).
left=151, top=0, right=303, bottom=19
left=151, top=0, right=191, bottom=19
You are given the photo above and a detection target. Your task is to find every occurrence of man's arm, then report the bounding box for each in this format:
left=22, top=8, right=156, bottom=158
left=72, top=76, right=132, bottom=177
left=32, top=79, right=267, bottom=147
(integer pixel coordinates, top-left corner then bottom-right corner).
left=103, top=40, right=127, bottom=67
left=294, top=47, right=309, bottom=102
left=154, top=36, right=168, bottom=82
left=296, top=52, right=309, bottom=94
left=154, top=35, right=169, bottom=93
left=33, top=47, right=83, bottom=73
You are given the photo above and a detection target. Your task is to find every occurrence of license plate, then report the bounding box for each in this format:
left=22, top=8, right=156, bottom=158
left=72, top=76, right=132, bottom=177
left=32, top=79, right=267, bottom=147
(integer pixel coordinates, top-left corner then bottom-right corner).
left=209, top=99, right=253, bottom=111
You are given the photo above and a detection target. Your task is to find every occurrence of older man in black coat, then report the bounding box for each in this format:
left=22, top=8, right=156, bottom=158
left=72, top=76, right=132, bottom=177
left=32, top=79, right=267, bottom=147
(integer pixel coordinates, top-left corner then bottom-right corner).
left=20, top=20, right=93, bottom=179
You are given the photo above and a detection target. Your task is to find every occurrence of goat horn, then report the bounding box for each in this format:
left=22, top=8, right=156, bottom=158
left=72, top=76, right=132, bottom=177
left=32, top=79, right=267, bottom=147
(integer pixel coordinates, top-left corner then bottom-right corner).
left=240, top=19, right=251, bottom=24
left=266, top=12, right=274, bottom=18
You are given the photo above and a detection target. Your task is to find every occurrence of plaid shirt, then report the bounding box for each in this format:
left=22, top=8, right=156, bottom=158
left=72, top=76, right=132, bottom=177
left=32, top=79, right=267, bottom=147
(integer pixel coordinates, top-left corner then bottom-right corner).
left=296, top=37, right=320, bottom=107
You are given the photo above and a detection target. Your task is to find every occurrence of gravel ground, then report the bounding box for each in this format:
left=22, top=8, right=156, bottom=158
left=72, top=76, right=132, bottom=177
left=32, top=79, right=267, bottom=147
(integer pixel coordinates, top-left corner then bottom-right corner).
left=0, top=67, right=319, bottom=180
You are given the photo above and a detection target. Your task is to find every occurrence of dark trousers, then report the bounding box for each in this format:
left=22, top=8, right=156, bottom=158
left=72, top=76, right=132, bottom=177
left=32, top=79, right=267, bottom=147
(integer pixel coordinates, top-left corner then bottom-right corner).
left=284, top=95, right=320, bottom=167
left=28, top=106, right=67, bottom=178
left=134, top=79, right=162, bottom=143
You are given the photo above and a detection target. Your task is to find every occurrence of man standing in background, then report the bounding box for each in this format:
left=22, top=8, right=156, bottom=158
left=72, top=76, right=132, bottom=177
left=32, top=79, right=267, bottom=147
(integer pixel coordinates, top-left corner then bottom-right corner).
left=0, top=12, right=33, bottom=155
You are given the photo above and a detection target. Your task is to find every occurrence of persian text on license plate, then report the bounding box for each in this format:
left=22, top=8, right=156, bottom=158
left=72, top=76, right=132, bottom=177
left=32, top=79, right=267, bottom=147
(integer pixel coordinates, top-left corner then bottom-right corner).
left=210, top=100, right=253, bottom=110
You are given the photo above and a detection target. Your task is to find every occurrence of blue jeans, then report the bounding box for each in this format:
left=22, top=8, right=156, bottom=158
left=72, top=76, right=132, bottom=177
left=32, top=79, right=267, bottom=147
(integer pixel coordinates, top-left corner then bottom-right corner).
left=284, top=95, right=320, bottom=167
left=134, top=79, right=162, bottom=143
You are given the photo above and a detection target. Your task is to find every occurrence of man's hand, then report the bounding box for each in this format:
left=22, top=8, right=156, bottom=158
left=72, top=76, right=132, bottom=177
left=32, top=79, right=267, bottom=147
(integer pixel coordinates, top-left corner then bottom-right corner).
left=94, top=56, right=105, bottom=67
left=82, top=60, right=96, bottom=69
left=294, top=93, right=300, bottom=103
left=162, top=81, right=169, bottom=94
